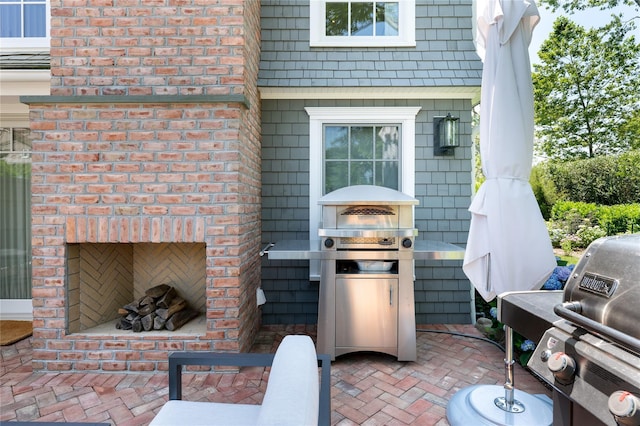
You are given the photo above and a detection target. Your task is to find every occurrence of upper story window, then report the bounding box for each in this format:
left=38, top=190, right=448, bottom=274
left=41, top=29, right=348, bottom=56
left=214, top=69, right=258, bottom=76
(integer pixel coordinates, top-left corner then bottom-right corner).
left=0, top=0, right=50, bottom=50
left=310, top=0, right=415, bottom=47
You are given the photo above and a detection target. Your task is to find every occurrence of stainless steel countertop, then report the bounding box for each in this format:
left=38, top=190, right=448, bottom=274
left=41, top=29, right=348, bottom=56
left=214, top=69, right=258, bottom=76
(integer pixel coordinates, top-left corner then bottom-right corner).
left=414, top=240, right=465, bottom=260
left=265, top=240, right=323, bottom=260
left=265, top=240, right=465, bottom=261
left=498, top=290, right=564, bottom=342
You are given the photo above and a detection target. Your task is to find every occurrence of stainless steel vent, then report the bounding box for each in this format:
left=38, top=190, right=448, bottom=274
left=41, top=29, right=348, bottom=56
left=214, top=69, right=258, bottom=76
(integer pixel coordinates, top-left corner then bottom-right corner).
left=341, top=206, right=394, bottom=216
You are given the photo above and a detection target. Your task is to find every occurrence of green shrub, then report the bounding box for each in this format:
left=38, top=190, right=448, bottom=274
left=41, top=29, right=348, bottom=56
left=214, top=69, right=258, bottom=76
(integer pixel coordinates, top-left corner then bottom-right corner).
left=546, top=222, right=566, bottom=247
left=575, top=224, right=607, bottom=248
left=553, top=217, right=603, bottom=250
left=616, top=151, right=640, bottom=203
left=548, top=201, right=640, bottom=247
left=560, top=236, right=576, bottom=253
left=533, top=150, right=640, bottom=206
left=551, top=201, right=598, bottom=222
left=530, top=165, right=559, bottom=220
left=597, top=204, right=640, bottom=234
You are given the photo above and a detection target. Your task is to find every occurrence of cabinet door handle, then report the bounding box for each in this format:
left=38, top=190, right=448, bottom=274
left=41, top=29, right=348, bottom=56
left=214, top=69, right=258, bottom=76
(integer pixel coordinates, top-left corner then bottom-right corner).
left=389, top=284, right=393, bottom=306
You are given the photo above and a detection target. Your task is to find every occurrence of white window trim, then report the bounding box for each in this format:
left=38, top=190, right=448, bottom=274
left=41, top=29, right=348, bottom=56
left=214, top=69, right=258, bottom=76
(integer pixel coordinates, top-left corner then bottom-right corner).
left=309, top=0, right=416, bottom=48
left=305, top=106, right=421, bottom=279
left=0, top=300, right=33, bottom=320
left=0, top=0, right=51, bottom=51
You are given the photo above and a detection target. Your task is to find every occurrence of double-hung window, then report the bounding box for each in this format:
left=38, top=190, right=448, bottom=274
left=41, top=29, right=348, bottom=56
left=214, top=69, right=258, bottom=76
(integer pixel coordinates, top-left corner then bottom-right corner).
left=305, top=107, right=421, bottom=278
left=310, top=0, right=416, bottom=47
left=0, top=0, right=50, bottom=50
left=324, top=124, right=400, bottom=193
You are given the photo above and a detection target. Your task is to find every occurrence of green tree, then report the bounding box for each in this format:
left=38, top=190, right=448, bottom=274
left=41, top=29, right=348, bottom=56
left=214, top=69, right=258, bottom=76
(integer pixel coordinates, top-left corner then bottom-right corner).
left=533, top=16, right=640, bottom=159
left=539, top=0, right=640, bottom=12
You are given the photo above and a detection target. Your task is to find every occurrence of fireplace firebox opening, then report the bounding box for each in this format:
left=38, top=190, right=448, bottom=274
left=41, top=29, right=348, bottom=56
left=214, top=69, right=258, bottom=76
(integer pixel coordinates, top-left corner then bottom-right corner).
left=66, top=242, right=206, bottom=334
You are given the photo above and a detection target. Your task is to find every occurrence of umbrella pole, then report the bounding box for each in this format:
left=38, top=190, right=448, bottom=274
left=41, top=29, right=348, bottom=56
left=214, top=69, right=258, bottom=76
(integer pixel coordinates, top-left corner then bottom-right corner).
left=446, top=326, right=554, bottom=425
left=494, top=325, right=525, bottom=413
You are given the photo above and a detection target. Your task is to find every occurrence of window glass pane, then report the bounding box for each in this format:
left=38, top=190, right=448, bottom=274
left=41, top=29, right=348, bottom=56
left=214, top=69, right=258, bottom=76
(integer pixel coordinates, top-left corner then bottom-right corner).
left=326, top=2, right=348, bottom=36
left=376, top=126, right=399, bottom=159
left=13, top=129, right=31, bottom=151
left=351, top=2, right=373, bottom=36
left=376, top=3, right=398, bottom=36
left=319, top=1, right=404, bottom=42
left=24, top=4, right=46, bottom=37
left=350, top=126, right=373, bottom=159
left=325, top=161, right=348, bottom=193
left=0, top=5, right=21, bottom=37
left=0, top=127, right=32, bottom=300
left=350, top=161, right=373, bottom=185
left=325, top=126, right=348, bottom=159
left=376, top=161, right=398, bottom=189
left=0, top=128, right=11, bottom=153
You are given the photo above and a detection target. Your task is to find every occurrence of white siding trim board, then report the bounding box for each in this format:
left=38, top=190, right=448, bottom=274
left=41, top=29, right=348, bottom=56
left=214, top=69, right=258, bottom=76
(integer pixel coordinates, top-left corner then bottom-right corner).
left=259, top=86, right=480, bottom=104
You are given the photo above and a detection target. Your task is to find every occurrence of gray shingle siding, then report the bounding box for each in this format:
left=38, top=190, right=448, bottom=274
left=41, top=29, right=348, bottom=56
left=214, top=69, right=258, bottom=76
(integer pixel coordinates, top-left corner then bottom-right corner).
left=259, top=1, right=480, bottom=325
left=261, top=98, right=474, bottom=325
left=259, top=0, right=482, bottom=88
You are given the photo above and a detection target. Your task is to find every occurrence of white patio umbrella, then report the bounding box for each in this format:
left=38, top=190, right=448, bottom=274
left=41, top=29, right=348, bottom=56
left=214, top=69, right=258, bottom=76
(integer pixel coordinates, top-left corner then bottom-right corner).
left=463, top=0, right=556, bottom=302
left=448, top=1, right=557, bottom=424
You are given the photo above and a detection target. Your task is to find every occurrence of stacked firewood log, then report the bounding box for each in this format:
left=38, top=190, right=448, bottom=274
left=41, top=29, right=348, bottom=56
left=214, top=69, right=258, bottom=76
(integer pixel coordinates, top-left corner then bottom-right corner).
left=116, top=283, right=198, bottom=332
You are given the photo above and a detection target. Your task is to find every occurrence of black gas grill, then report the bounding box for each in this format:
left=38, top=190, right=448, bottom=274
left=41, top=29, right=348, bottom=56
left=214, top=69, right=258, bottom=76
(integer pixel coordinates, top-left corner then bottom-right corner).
left=500, top=234, right=640, bottom=426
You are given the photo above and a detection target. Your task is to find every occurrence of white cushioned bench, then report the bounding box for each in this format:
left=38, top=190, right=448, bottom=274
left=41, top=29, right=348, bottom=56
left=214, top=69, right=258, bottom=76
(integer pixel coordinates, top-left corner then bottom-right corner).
left=150, top=335, right=331, bottom=426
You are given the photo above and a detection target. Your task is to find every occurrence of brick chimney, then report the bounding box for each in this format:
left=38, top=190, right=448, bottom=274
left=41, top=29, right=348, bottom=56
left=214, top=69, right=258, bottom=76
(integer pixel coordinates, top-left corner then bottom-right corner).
left=22, top=0, right=263, bottom=372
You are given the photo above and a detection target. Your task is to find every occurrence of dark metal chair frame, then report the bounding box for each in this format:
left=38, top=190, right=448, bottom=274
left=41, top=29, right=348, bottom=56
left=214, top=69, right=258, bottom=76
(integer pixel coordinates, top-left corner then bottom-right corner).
left=166, top=351, right=332, bottom=426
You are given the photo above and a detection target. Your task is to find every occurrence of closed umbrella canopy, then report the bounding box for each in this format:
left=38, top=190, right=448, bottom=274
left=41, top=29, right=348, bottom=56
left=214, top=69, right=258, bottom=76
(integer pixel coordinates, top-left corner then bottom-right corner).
left=464, top=0, right=556, bottom=302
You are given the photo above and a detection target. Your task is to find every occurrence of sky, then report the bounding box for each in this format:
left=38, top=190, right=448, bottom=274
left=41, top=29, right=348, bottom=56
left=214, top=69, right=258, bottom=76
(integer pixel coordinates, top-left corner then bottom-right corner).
left=528, top=3, right=640, bottom=64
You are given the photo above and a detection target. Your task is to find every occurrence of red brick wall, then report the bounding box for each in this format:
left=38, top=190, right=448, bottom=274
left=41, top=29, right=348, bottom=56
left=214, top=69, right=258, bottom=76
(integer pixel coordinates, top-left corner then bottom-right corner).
left=235, top=0, right=262, bottom=356
left=49, top=0, right=248, bottom=97
left=28, top=0, right=262, bottom=372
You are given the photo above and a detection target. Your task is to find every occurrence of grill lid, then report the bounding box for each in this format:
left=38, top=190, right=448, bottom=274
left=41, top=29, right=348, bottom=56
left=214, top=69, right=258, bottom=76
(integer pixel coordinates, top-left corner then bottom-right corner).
left=560, top=234, right=640, bottom=344
left=318, top=185, right=418, bottom=206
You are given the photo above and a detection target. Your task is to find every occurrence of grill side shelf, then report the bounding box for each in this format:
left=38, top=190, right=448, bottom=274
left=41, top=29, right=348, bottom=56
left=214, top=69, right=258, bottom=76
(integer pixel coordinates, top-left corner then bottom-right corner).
left=413, top=240, right=465, bottom=260
left=264, top=240, right=464, bottom=261
left=265, top=240, right=464, bottom=261
left=264, top=240, right=324, bottom=260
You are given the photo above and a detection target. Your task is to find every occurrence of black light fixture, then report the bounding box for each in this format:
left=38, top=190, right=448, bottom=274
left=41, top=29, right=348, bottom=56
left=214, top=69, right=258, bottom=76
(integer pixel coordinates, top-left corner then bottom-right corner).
left=434, top=113, right=459, bottom=156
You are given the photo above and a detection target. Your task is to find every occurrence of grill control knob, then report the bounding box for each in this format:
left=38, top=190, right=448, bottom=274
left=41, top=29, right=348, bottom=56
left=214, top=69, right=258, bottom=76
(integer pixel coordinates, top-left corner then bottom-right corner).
left=547, top=352, right=576, bottom=383
left=540, top=349, right=552, bottom=363
left=324, top=238, right=334, bottom=248
left=608, top=391, right=640, bottom=425
left=402, top=238, right=412, bottom=248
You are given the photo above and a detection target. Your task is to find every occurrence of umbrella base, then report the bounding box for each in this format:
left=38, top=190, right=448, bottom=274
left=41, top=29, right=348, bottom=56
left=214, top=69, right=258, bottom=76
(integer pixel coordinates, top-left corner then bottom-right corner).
left=447, top=385, right=552, bottom=426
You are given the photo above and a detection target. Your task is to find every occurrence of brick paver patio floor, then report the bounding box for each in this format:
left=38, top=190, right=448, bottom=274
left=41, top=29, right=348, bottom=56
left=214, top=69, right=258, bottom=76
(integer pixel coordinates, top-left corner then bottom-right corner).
left=1, top=324, right=550, bottom=425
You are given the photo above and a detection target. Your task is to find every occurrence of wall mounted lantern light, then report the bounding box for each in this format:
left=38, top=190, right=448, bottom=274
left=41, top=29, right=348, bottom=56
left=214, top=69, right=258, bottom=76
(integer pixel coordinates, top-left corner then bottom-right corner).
left=434, top=113, right=459, bottom=156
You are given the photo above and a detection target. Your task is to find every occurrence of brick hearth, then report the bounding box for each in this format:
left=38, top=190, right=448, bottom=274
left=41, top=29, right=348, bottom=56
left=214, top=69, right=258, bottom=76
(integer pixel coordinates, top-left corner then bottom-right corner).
left=22, top=0, right=263, bottom=372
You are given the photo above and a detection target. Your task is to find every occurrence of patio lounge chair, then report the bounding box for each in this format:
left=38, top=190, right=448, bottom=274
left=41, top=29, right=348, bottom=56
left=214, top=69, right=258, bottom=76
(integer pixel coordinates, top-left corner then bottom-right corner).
left=150, top=335, right=331, bottom=426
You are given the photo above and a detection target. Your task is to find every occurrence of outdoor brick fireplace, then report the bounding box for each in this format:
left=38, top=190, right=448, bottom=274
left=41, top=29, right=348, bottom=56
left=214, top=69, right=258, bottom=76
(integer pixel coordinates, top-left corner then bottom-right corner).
left=22, top=0, right=263, bottom=372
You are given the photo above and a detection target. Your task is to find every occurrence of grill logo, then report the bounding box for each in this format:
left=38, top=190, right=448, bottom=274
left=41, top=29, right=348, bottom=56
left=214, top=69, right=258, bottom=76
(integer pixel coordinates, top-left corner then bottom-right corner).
left=578, top=272, right=618, bottom=297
